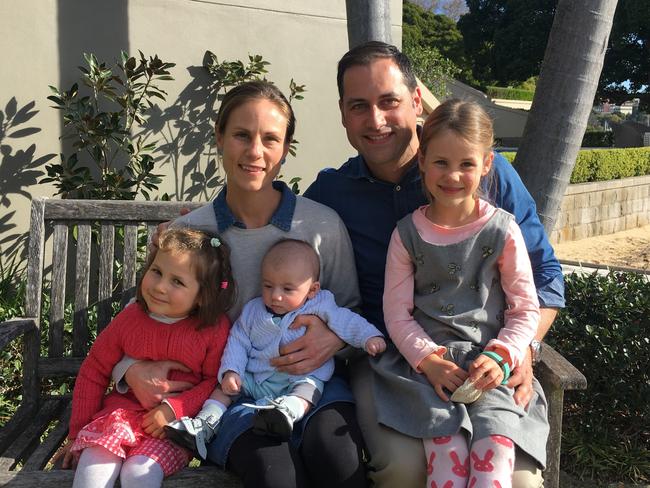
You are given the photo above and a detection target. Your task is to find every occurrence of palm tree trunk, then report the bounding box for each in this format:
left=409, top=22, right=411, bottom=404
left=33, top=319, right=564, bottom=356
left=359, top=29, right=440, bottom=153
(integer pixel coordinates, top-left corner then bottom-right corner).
left=515, top=0, right=618, bottom=234
left=345, top=0, right=392, bottom=49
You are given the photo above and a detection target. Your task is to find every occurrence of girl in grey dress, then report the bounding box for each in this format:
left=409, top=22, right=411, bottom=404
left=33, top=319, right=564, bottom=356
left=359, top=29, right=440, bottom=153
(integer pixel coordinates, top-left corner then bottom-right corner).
left=372, top=100, right=549, bottom=488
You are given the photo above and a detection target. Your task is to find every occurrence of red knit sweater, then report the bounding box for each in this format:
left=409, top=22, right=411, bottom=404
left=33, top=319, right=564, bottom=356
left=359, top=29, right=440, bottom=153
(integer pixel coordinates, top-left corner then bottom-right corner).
left=68, top=303, right=231, bottom=438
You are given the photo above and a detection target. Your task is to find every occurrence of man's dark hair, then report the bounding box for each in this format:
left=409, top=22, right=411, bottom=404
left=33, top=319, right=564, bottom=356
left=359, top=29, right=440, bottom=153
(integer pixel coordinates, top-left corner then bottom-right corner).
left=336, top=41, right=418, bottom=98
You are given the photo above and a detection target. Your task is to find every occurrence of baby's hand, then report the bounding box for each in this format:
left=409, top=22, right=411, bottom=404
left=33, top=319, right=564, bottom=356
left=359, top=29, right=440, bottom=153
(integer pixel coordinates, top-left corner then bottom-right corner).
left=221, top=371, right=242, bottom=395
left=142, top=403, right=175, bottom=439
left=365, top=336, right=387, bottom=356
left=419, top=352, right=469, bottom=402
left=469, top=354, right=504, bottom=391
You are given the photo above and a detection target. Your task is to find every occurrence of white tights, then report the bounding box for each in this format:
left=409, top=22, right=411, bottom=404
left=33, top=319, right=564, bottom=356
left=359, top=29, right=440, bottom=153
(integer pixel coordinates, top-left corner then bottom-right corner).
left=73, top=446, right=164, bottom=488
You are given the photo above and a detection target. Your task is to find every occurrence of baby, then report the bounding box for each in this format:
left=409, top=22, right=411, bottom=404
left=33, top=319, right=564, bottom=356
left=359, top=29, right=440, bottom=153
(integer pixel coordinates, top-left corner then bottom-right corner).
left=166, top=238, right=386, bottom=458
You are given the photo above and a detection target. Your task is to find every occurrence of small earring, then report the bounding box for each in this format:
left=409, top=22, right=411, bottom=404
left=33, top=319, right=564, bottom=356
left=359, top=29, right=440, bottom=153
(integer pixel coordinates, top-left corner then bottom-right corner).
left=280, top=158, right=286, bottom=165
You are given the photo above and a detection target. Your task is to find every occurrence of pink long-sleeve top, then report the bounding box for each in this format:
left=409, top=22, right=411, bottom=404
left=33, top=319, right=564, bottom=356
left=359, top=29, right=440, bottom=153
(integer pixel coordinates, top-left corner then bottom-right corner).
left=68, top=302, right=231, bottom=439
left=383, top=200, right=540, bottom=371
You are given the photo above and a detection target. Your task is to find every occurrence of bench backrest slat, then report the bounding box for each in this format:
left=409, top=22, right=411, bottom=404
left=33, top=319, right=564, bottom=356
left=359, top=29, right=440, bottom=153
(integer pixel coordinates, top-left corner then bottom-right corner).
left=97, top=224, right=116, bottom=333
left=72, top=224, right=92, bottom=356
left=48, top=224, right=69, bottom=358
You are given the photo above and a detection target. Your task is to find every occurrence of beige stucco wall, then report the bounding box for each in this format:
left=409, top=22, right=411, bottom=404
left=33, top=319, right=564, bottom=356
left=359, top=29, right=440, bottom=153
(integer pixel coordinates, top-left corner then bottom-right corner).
left=0, top=0, right=402, bottom=260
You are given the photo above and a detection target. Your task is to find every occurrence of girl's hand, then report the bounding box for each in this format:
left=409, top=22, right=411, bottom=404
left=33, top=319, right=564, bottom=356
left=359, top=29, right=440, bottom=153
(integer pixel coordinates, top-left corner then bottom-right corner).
left=52, top=439, right=77, bottom=469
left=221, top=371, right=242, bottom=395
left=419, top=352, right=468, bottom=402
left=365, top=336, right=387, bottom=356
left=469, top=354, right=504, bottom=391
left=142, top=403, right=175, bottom=439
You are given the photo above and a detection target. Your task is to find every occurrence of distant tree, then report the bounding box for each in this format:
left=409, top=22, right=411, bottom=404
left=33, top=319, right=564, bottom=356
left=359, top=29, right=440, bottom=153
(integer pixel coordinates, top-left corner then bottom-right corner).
left=599, top=0, right=649, bottom=101
left=440, top=0, right=468, bottom=21
left=458, top=0, right=556, bottom=88
left=403, top=1, right=472, bottom=83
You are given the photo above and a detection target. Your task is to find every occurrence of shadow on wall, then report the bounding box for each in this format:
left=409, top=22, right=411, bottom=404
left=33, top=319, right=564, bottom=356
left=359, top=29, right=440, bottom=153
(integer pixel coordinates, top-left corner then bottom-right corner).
left=0, top=97, right=56, bottom=257
left=145, top=60, right=225, bottom=203
left=56, top=0, right=130, bottom=171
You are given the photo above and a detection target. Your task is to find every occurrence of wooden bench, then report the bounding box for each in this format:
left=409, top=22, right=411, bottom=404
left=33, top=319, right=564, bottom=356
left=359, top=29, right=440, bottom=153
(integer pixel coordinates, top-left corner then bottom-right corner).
left=0, top=197, right=586, bottom=488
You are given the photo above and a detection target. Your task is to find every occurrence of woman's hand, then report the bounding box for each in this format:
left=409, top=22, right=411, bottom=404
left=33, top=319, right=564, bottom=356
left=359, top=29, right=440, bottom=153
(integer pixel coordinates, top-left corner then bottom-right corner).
left=469, top=354, right=504, bottom=391
left=124, top=360, right=193, bottom=409
left=221, top=371, right=242, bottom=395
left=52, top=439, right=77, bottom=469
left=419, top=352, right=468, bottom=402
left=142, top=403, right=175, bottom=439
left=270, top=314, right=344, bottom=375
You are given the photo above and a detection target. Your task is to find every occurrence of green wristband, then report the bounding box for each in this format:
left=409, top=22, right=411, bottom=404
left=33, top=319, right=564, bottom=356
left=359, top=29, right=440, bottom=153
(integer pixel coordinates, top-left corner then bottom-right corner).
left=480, top=351, right=511, bottom=385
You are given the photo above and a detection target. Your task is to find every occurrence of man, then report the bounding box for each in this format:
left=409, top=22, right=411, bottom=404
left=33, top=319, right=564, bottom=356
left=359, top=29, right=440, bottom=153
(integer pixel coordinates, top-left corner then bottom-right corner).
left=301, top=41, right=564, bottom=488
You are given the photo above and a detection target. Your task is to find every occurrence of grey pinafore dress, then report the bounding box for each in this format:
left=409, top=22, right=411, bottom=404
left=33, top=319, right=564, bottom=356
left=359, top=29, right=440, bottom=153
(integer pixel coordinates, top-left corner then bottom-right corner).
left=371, top=208, right=549, bottom=467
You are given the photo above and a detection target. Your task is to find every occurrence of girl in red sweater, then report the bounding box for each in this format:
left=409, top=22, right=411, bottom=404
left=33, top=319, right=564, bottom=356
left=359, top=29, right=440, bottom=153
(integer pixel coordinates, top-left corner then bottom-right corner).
left=56, top=228, right=235, bottom=488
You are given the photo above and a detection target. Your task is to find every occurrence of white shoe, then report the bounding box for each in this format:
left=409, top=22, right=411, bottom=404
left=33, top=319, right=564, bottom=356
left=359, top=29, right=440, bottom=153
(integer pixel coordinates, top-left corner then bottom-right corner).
left=164, top=414, right=220, bottom=460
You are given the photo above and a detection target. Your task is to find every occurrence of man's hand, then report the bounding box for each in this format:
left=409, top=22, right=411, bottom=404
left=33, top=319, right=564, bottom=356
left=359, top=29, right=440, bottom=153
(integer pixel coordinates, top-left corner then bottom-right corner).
left=508, top=347, right=534, bottom=407
left=270, top=314, right=344, bottom=375
left=419, top=352, right=468, bottom=402
left=142, top=403, right=175, bottom=439
left=52, top=439, right=76, bottom=469
left=221, top=371, right=242, bottom=395
left=125, top=360, right=193, bottom=409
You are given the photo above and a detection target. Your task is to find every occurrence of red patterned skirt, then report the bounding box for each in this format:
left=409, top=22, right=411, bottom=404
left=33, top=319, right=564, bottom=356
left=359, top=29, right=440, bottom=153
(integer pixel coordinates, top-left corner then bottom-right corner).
left=71, top=408, right=190, bottom=477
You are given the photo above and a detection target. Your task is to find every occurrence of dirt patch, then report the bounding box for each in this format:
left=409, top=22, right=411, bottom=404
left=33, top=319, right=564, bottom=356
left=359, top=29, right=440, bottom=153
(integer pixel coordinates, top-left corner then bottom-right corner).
left=553, top=225, right=650, bottom=271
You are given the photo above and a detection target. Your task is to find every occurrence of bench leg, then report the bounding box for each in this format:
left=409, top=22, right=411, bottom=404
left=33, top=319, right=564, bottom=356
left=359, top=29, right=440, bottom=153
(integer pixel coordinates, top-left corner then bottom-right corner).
left=544, top=386, right=564, bottom=488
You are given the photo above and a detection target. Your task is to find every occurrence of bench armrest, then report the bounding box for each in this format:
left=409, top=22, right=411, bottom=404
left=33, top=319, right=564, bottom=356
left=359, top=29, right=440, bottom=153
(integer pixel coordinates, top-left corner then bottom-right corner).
left=536, top=342, right=587, bottom=391
left=0, top=318, right=37, bottom=350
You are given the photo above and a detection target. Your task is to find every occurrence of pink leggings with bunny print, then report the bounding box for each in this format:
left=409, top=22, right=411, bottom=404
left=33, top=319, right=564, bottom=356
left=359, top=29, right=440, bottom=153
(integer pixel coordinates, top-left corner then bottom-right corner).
left=424, top=433, right=515, bottom=488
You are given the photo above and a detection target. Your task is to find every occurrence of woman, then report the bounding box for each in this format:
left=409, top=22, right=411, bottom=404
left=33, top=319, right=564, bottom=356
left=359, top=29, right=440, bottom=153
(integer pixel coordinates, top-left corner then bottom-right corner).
left=119, top=81, right=368, bottom=488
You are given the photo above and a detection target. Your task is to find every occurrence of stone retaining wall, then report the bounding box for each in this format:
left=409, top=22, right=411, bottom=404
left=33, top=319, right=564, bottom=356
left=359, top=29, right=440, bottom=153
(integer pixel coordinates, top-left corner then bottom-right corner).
left=551, top=175, right=650, bottom=243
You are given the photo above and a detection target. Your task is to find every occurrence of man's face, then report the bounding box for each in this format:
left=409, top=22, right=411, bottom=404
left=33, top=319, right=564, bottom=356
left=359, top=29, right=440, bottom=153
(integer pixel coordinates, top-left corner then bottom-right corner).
left=339, top=57, right=422, bottom=174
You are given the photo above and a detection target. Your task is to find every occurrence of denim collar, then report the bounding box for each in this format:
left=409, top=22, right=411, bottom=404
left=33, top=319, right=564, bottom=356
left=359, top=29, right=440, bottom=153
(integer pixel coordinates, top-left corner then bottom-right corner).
left=212, top=180, right=296, bottom=232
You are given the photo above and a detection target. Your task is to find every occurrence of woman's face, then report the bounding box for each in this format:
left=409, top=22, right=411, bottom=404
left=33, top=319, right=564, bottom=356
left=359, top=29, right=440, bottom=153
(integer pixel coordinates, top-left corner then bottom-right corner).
left=217, top=98, right=290, bottom=194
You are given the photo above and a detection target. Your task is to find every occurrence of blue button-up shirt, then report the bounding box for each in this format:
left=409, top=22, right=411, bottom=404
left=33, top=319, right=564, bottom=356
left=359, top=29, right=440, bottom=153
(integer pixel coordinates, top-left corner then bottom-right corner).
left=304, top=152, right=565, bottom=334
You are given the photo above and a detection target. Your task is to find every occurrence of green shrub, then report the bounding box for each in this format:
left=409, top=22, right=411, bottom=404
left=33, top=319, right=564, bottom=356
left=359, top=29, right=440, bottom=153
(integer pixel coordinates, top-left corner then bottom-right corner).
left=499, top=147, right=650, bottom=183
left=547, top=271, right=650, bottom=483
left=486, top=85, right=535, bottom=101
left=43, top=52, right=175, bottom=200
left=581, top=130, right=614, bottom=148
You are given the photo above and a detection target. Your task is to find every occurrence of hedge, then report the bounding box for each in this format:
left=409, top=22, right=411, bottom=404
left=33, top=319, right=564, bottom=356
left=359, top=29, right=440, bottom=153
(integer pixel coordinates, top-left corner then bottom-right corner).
left=547, top=271, right=650, bottom=483
left=487, top=85, right=535, bottom=101
left=499, top=147, right=650, bottom=184
left=581, top=130, right=614, bottom=148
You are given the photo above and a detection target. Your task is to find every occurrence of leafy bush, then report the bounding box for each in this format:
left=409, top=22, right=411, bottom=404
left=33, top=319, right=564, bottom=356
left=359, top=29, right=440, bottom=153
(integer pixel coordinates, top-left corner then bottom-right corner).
left=547, top=271, right=650, bottom=483
left=500, top=147, right=650, bottom=183
left=42, top=51, right=175, bottom=200
left=581, top=130, right=614, bottom=148
left=486, top=85, right=535, bottom=101
left=0, top=253, right=26, bottom=424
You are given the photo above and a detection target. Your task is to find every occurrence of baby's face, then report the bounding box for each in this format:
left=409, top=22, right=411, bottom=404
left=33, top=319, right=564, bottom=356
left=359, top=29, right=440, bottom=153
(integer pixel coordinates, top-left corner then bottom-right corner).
left=261, top=260, right=318, bottom=315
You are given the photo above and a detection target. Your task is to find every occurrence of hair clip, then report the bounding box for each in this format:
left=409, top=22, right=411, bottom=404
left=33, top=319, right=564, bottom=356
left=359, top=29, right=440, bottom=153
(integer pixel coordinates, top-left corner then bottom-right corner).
left=210, top=237, right=221, bottom=248
left=220, top=281, right=229, bottom=289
